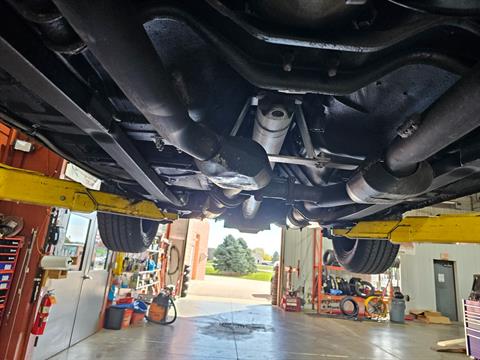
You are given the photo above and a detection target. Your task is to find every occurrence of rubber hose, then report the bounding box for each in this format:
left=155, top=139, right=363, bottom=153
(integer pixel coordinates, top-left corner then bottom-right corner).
left=167, top=245, right=180, bottom=275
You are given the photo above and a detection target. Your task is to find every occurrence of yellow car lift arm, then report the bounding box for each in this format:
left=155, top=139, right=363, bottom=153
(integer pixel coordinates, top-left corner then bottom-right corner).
left=333, top=213, right=480, bottom=244
left=0, top=164, right=177, bottom=221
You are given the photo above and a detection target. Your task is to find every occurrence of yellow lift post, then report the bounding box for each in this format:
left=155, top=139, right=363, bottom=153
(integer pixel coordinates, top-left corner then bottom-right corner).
left=333, top=213, right=480, bottom=244
left=0, top=164, right=177, bottom=221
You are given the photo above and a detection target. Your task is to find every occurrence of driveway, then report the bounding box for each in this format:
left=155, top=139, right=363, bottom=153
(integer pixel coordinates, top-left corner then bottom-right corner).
left=188, top=275, right=271, bottom=303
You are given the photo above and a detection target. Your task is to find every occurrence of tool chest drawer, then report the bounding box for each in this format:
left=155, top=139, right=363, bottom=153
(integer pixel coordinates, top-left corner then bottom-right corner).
left=465, top=300, right=480, bottom=359
left=0, top=263, right=14, bottom=271
left=0, top=237, right=22, bottom=322
left=0, top=246, right=20, bottom=254
left=0, top=282, right=9, bottom=290
left=0, top=273, right=12, bottom=282
left=0, top=255, right=16, bottom=262
left=0, top=239, right=21, bottom=247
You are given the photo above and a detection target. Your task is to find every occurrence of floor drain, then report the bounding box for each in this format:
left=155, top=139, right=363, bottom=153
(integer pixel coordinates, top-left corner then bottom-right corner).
left=219, top=322, right=271, bottom=332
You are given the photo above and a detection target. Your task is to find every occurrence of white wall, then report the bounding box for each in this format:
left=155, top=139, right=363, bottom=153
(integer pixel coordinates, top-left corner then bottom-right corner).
left=283, top=228, right=332, bottom=305
left=400, top=204, right=480, bottom=317
left=400, top=243, right=480, bottom=317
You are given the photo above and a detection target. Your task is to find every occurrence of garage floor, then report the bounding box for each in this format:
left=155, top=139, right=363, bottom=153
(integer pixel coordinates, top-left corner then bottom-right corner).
left=49, top=295, right=465, bottom=360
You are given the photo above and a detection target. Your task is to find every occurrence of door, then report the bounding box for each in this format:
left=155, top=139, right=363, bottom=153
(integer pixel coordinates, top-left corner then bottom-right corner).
left=33, top=212, right=110, bottom=359
left=434, top=260, right=458, bottom=321
left=33, top=212, right=94, bottom=359
left=70, top=225, right=110, bottom=345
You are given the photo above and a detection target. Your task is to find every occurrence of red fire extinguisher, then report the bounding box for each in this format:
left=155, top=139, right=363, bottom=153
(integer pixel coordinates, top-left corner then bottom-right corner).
left=32, top=291, right=56, bottom=336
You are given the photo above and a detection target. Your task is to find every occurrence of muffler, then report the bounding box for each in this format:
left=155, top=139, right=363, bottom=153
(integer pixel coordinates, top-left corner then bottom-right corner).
left=243, top=98, right=293, bottom=219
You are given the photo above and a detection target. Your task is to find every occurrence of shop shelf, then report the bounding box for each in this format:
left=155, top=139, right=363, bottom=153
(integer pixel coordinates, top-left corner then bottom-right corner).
left=325, top=265, right=345, bottom=271
left=136, top=281, right=159, bottom=290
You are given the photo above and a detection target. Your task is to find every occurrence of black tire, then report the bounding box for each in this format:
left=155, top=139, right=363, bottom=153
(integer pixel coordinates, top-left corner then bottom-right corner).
left=97, top=212, right=159, bottom=252
left=354, top=280, right=375, bottom=298
left=349, top=277, right=361, bottom=294
left=332, top=237, right=400, bottom=274
left=322, top=249, right=337, bottom=266
left=180, top=281, right=189, bottom=298
left=339, top=296, right=359, bottom=318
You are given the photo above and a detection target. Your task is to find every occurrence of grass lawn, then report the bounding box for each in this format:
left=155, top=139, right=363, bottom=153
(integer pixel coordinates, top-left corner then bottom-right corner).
left=205, top=261, right=273, bottom=282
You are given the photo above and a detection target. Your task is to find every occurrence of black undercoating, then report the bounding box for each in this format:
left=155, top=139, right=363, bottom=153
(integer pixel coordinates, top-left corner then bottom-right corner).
left=1, top=0, right=480, bottom=231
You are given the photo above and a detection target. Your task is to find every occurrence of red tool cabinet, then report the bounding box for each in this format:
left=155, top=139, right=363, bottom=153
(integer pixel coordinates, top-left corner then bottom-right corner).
left=0, top=237, right=24, bottom=323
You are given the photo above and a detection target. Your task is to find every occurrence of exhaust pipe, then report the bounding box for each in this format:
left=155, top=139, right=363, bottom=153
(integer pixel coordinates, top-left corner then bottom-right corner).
left=293, top=62, right=480, bottom=221
left=347, top=62, right=480, bottom=204
left=53, top=0, right=271, bottom=197
left=385, top=62, right=480, bottom=176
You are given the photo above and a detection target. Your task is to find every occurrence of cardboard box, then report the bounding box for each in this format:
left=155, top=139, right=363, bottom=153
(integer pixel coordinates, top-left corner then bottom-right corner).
left=425, top=315, right=451, bottom=324
left=409, top=309, right=451, bottom=324
left=409, top=309, right=427, bottom=316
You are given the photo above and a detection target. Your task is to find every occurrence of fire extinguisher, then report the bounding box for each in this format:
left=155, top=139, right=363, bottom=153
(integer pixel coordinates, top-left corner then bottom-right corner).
left=32, top=291, right=56, bottom=336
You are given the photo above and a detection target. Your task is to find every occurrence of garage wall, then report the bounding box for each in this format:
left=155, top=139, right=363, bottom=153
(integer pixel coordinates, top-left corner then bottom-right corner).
left=167, top=219, right=210, bottom=284
left=184, top=220, right=210, bottom=280
left=400, top=243, right=480, bottom=316
left=400, top=203, right=480, bottom=316
left=283, top=228, right=332, bottom=305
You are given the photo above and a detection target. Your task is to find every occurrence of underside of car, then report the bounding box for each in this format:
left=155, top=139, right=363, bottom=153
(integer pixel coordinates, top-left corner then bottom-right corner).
left=1, top=0, right=480, bottom=272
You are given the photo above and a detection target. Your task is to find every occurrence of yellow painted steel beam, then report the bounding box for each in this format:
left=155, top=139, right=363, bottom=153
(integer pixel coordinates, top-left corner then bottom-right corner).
left=332, top=213, right=480, bottom=244
left=0, top=164, right=177, bottom=221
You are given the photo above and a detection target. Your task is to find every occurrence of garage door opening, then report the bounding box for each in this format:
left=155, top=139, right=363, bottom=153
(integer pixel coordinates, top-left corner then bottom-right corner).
left=185, top=220, right=281, bottom=305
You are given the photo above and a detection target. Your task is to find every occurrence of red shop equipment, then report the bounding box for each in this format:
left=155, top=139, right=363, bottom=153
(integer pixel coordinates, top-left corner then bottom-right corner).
left=281, top=263, right=301, bottom=312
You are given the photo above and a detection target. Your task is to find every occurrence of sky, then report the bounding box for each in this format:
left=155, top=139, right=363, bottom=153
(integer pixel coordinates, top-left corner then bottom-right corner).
left=207, top=220, right=281, bottom=256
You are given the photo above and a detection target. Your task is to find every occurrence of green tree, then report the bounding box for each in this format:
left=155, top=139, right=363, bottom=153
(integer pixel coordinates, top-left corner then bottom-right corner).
left=272, top=251, right=279, bottom=262
left=213, top=235, right=257, bottom=274
left=253, top=247, right=265, bottom=258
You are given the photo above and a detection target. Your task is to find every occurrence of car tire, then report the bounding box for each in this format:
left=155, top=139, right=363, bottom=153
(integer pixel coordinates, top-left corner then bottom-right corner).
left=339, top=296, right=359, bottom=318
left=97, top=212, right=159, bottom=252
left=322, top=249, right=338, bottom=266
left=354, top=280, right=375, bottom=298
left=332, top=237, right=400, bottom=274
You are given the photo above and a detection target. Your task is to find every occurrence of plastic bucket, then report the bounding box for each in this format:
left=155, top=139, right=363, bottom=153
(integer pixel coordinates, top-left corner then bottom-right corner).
left=130, top=311, right=145, bottom=325
left=121, top=309, right=133, bottom=329
left=104, top=306, right=133, bottom=330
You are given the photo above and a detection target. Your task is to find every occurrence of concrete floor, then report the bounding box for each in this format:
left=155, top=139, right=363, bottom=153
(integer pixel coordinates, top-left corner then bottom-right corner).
left=188, top=276, right=271, bottom=302
left=51, top=295, right=466, bottom=360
